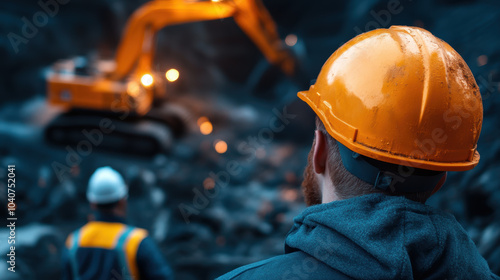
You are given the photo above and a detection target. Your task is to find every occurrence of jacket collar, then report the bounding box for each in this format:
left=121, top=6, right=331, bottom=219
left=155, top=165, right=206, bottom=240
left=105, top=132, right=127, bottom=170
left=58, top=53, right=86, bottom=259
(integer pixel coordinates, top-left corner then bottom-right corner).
left=94, top=211, right=127, bottom=224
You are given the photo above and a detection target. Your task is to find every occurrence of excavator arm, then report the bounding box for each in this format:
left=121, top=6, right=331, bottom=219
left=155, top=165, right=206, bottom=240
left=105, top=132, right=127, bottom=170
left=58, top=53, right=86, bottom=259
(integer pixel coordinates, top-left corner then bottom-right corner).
left=112, top=0, right=295, bottom=80
left=45, top=0, right=295, bottom=155
left=47, top=0, right=294, bottom=118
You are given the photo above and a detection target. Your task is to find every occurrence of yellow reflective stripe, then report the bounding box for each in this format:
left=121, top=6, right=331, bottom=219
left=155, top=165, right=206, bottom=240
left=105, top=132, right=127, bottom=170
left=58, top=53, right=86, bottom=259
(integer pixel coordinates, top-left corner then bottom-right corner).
left=78, top=222, right=127, bottom=249
left=123, top=228, right=148, bottom=280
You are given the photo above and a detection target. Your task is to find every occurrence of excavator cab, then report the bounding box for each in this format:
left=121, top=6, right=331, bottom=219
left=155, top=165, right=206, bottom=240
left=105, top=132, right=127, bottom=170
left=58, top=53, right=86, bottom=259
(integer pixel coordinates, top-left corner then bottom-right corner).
left=45, top=0, right=295, bottom=155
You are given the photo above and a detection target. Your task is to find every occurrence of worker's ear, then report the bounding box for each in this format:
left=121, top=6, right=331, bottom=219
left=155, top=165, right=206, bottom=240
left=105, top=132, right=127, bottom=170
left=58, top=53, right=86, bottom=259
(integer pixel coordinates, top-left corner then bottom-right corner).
left=313, top=130, right=328, bottom=175
left=431, top=172, right=447, bottom=195
left=90, top=203, right=97, bottom=210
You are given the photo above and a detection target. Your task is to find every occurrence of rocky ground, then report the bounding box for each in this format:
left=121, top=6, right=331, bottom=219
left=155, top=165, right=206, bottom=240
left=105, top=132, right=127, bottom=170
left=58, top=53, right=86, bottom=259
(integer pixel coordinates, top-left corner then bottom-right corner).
left=0, top=0, right=500, bottom=279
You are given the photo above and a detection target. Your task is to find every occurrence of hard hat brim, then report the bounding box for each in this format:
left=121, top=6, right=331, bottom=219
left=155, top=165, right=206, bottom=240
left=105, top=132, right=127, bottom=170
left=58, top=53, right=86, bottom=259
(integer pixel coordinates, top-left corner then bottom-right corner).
left=298, top=90, right=480, bottom=172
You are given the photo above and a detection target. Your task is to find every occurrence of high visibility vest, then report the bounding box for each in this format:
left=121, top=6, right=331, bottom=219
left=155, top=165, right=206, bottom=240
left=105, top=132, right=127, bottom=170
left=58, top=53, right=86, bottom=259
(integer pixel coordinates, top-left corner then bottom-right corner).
left=66, top=221, right=148, bottom=280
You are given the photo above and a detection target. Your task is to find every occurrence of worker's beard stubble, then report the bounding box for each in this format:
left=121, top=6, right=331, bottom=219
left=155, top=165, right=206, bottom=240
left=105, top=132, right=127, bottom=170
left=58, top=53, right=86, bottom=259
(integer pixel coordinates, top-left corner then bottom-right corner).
left=302, top=147, right=322, bottom=206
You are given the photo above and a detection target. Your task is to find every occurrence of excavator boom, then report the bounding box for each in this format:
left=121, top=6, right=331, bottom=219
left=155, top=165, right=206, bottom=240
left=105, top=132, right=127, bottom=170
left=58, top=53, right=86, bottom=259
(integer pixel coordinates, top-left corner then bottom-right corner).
left=113, top=0, right=294, bottom=80
left=48, top=0, right=294, bottom=115
left=45, top=0, right=295, bottom=155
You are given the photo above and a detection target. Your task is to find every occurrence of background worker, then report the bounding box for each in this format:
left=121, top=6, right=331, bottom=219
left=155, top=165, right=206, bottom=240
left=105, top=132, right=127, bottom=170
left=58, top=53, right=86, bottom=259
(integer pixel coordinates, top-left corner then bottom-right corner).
left=62, top=166, right=173, bottom=280
left=218, top=26, right=500, bottom=279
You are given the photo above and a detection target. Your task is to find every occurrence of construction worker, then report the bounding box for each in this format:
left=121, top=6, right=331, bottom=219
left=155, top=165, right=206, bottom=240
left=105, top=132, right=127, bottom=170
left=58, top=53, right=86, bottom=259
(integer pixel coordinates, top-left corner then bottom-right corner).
left=62, top=166, right=173, bottom=280
left=217, top=26, right=500, bottom=279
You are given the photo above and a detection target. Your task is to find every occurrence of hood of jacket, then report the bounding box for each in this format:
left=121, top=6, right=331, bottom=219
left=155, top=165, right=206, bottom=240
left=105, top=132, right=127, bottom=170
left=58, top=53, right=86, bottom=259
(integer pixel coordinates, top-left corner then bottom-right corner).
left=285, top=193, right=493, bottom=279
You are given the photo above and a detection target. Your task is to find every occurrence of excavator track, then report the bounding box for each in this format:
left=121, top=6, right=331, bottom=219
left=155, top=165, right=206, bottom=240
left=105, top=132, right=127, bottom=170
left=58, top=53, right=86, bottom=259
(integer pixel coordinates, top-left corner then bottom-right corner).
left=44, top=110, right=173, bottom=156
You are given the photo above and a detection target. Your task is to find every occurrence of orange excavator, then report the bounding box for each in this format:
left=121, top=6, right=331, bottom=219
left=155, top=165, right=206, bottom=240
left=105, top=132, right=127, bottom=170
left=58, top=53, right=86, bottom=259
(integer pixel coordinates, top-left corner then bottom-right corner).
left=45, top=0, right=295, bottom=155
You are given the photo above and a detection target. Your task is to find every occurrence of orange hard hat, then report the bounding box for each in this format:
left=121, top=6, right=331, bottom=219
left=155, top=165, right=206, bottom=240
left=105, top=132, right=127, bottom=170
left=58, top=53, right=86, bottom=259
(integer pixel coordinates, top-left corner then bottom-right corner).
left=299, top=26, right=483, bottom=172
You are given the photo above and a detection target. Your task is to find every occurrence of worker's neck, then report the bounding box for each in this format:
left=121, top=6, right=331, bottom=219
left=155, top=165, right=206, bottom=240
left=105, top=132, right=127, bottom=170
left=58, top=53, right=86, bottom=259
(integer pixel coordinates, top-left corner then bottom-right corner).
left=99, top=208, right=126, bottom=218
left=320, top=169, right=340, bottom=204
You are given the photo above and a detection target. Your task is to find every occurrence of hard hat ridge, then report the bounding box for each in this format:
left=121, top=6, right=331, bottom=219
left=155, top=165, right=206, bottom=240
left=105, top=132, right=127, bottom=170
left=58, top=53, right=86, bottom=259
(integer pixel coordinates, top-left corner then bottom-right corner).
left=87, top=166, right=128, bottom=204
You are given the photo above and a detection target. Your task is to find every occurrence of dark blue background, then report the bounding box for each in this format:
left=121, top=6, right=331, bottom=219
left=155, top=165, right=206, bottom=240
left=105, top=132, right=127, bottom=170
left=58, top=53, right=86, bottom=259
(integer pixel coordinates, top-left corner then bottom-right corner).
left=0, top=0, right=499, bottom=279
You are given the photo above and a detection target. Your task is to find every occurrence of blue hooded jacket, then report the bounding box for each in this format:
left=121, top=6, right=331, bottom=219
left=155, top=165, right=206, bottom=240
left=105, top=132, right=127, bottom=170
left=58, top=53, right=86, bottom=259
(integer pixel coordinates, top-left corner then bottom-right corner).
left=218, top=194, right=499, bottom=280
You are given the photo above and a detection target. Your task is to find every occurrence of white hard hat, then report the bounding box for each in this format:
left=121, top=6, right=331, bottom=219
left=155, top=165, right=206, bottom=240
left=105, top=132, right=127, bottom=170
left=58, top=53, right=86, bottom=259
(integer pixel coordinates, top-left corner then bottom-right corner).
left=87, top=166, right=128, bottom=204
